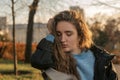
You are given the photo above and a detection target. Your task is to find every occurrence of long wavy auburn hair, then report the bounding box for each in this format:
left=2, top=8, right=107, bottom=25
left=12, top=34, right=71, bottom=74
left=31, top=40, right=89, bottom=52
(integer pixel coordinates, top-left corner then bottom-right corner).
left=51, top=10, right=93, bottom=80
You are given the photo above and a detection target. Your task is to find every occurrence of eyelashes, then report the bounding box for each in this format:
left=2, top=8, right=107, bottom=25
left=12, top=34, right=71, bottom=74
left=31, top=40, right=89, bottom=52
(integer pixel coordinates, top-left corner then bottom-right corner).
left=56, top=32, right=61, bottom=36
left=56, top=31, right=73, bottom=37
left=66, top=32, right=72, bottom=36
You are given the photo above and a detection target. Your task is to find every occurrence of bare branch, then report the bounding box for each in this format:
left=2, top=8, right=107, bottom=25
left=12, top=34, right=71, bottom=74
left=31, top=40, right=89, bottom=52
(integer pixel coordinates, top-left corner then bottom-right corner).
left=92, top=0, right=120, bottom=10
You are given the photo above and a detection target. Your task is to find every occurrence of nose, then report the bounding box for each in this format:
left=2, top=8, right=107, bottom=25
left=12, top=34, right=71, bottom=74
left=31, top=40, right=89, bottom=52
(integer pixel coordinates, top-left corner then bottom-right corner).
left=60, top=34, right=66, bottom=43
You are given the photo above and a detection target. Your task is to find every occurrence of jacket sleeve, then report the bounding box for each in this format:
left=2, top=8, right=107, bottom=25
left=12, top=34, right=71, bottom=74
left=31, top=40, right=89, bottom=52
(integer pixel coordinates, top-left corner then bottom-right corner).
left=30, top=38, right=55, bottom=70
left=106, top=62, right=118, bottom=80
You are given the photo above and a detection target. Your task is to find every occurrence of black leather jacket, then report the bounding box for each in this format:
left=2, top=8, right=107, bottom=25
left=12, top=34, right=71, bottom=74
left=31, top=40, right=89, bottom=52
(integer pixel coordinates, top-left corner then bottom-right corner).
left=31, top=38, right=118, bottom=80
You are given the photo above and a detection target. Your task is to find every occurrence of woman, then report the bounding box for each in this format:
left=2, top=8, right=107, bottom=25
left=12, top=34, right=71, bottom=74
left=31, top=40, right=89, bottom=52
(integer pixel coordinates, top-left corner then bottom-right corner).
left=31, top=10, right=118, bottom=80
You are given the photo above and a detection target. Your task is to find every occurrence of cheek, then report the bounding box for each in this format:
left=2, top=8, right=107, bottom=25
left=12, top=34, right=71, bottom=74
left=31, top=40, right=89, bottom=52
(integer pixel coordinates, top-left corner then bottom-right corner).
left=68, top=37, right=79, bottom=46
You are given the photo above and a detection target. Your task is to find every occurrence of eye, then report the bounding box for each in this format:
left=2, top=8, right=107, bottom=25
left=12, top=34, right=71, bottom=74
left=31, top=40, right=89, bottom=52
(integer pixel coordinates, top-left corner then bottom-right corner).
left=66, top=32, right=72, bottom=36
left=56, top=32, right=61, bottom=36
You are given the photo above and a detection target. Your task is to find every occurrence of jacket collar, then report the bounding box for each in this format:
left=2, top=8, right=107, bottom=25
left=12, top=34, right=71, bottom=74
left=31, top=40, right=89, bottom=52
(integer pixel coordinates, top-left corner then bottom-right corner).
left=90, top=45, right=115, bottom=80
left=90, top=45, right=115, bottom=62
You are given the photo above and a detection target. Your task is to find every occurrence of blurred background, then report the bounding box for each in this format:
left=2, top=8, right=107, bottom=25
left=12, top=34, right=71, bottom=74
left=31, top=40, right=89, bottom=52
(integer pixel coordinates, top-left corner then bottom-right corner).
left=0, top=0, right=120, bottom=80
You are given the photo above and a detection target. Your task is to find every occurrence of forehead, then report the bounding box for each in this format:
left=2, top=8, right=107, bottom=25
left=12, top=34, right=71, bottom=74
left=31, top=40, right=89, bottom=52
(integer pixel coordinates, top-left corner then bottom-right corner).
left=56, top=21, right=77, bottom=32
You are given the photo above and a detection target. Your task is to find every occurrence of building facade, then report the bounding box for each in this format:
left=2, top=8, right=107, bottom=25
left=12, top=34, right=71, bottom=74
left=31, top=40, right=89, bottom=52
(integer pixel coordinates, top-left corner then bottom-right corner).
left=8, top=23, right=48, bottom=43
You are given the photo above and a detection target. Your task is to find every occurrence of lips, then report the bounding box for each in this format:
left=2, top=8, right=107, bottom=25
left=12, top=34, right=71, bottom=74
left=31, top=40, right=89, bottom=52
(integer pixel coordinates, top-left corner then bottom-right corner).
left=62, top=44, right=67, bottom=48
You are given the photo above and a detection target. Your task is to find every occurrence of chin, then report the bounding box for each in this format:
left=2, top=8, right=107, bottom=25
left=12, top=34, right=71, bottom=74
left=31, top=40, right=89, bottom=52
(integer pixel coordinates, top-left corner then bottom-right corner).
left=63, top=48, right=71, bottom=53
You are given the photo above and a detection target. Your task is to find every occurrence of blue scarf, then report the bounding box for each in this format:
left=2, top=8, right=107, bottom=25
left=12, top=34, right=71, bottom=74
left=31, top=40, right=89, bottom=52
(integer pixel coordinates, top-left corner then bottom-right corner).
left=73, top=50, right=95, bottom=80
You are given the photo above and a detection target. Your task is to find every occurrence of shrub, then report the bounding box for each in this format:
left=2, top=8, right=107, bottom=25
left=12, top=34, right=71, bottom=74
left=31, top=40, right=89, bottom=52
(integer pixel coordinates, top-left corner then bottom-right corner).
left=0, top=42, right=37, bottom=61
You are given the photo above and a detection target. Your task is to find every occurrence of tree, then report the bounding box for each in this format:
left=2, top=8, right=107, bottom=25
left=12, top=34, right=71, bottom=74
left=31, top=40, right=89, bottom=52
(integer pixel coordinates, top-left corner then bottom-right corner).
left=25, top=0, right=39, bottom=63
left=11, top=0, right=17, bottom=75
left=1, top=0, right=27, bottom=75
left=90, top=14, right=120, bottom=50
left=94, top=30, right=108, bottom=47
left=104, top=18, right=120, bottom=50
left=90, top=19, right=109, bottom=47
left=92, top=0, right=120, bottom=10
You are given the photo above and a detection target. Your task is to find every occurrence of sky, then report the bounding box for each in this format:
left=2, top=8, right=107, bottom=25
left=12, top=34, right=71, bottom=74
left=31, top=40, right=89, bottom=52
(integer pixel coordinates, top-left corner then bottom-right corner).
left=0, top=0, right=120, bottom=24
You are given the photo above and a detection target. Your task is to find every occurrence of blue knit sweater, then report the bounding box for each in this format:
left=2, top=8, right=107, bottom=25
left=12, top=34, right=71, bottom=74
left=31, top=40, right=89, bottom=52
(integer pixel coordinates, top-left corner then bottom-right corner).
left=73, top=50, right=95, bottom=80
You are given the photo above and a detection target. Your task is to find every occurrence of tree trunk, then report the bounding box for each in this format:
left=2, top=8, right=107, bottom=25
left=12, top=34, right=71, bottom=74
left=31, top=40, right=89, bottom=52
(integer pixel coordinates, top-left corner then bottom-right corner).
left=11, top=0, right=17, bottom=75
left=25, top=0, right=39, bottom=63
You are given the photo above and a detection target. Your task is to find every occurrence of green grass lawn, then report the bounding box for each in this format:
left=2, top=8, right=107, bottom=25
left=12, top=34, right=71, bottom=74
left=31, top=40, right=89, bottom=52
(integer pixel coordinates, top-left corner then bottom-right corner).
left=0, top=59, right=44, bottom=80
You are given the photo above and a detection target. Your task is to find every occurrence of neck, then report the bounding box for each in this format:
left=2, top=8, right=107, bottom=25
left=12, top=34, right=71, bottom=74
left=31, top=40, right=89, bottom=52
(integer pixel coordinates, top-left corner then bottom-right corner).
left=71, top=49, right=81, bottom=55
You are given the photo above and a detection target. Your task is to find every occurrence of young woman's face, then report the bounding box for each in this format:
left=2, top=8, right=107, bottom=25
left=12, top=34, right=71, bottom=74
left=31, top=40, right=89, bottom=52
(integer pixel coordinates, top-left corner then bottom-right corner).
left=56, top=21, right=81, bottom=54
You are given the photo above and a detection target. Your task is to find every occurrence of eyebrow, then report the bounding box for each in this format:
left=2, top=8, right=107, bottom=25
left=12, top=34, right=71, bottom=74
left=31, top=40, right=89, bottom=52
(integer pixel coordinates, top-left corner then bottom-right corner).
left=56, top=30, right=73, bottom=33
left=65, top=31, right=73, bottom=33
